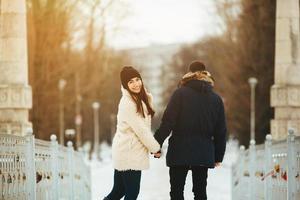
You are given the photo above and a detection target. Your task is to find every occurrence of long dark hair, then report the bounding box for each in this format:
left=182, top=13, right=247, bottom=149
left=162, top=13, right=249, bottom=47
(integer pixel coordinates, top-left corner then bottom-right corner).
left=125, top=83, right=155, bottom=118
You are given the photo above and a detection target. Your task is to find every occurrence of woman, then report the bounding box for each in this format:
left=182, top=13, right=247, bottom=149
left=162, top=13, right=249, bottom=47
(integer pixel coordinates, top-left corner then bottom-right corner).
left=104, top=66, right=161, bottom=200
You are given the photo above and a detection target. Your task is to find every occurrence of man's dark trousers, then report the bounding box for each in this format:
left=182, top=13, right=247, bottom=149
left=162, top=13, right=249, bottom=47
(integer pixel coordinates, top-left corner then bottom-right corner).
left=169, top=166, right=208, bottom=200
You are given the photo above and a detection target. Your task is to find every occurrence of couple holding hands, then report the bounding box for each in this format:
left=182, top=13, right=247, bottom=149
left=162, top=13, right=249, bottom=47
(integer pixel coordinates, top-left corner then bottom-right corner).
left=103, top=61, right=227, bottom=200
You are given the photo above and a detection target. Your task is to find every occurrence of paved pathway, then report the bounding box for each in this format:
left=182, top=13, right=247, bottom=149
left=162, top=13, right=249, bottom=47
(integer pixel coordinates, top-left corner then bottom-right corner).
left=92, top=153, right=232, bottom=200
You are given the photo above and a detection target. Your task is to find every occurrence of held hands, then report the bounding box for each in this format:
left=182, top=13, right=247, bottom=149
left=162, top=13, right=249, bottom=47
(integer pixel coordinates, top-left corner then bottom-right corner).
left=153, top=150, right=161, bottom=158
left=215, top=162, right=221, bottom=167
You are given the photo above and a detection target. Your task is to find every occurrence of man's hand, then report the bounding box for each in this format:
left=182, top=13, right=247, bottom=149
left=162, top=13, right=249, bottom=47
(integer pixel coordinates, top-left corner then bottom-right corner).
left=154, top=150, right=161, bottom=158
left=215, top=162, right=221, bottom=167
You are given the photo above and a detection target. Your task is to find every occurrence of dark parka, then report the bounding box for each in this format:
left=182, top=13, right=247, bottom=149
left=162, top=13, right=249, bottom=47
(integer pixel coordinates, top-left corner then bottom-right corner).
left=154, top=80, right=227, bottom=168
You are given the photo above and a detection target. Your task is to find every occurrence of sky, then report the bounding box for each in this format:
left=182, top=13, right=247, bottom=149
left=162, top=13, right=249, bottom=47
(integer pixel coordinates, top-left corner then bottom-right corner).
left=106, top=0, right=222, bottom=49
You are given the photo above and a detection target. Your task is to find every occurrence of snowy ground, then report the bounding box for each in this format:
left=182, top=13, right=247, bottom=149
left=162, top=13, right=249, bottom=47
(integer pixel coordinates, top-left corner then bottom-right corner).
left=90, top=140, right=238, bottom=200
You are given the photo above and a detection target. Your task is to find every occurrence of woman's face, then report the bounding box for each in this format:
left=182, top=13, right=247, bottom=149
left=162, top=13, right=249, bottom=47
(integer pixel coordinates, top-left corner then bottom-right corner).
left=127, top=77, right=142, bottom=94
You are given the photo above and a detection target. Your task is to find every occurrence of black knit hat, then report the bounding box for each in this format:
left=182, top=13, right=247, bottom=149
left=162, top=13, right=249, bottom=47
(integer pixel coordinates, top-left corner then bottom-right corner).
left=188, top=61, right=206, bottom=72
left=120, top=66, right=142, bottom=88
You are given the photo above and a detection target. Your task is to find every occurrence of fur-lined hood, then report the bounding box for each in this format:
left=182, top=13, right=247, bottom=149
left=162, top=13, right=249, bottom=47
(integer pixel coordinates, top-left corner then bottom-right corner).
left=180, top=70, right=215, bottom=86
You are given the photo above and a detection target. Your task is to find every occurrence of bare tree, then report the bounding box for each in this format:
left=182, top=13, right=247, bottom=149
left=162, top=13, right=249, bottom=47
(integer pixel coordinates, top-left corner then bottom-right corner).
left=162, top=0, right=275, bottom=146
left=27, top=0, right=131, bottom=144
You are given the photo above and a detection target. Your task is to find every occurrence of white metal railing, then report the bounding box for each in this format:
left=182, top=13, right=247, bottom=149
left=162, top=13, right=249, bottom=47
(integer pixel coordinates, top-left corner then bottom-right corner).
left=232, top=129, right=300, bottom=200
left=0, top=134, right=91, bottom=200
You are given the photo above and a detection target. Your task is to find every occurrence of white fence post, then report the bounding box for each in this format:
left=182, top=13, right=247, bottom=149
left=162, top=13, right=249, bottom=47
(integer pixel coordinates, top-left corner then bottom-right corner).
left=249, top=139, right=256, bottom=200
left=87, top=165, right=92, bottom=200
left=287, top=128, right=296, bottom=200
left=237, top=145, right=245, bottom=199
left=67, top=141, right=75, bottom=200
left=231, top=163, right=235, bottom=200
left=50, top=134, right=59, bottom=200
left=77, top=147, right=84, bottom=200
left=0, top=134, right=91, bottom=199
left=26, top=134, right=36, bottom=200
left=264, top=134, right=272, bottom=200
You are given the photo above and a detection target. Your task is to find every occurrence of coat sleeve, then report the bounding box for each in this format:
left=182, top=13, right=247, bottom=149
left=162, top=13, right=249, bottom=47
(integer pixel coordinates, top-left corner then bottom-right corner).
left=213, top=97, right=227, bottom=162
left=154, top=89, right=181, bottom=146
left=119, top=98, right=160, bottom=153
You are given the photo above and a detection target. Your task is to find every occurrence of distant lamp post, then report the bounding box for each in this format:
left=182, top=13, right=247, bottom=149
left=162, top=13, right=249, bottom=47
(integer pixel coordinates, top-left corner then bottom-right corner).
left=58, top=79, right=67, bottom=145
left=92, top=102, right=100, bottom=160
left=75, top=94, right=82, bottom=149
left=248, top=77, right=258, bottom=142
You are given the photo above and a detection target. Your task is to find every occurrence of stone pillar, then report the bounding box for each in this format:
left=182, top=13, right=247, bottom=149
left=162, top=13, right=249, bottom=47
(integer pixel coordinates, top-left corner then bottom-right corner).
left=0, top=0, right=32, bottom=135
left=271, top=0, right=300, bottom=140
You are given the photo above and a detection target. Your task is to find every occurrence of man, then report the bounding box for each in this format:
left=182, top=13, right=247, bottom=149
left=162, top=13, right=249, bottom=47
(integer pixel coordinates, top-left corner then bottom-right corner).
left=154, top=61, right=227, bottom=200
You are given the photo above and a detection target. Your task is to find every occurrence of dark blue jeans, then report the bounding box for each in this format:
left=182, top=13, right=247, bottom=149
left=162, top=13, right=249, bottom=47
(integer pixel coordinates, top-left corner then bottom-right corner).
left=169, top=166, right=208, bottom=200
left=105, top=169, right=141, bottom=200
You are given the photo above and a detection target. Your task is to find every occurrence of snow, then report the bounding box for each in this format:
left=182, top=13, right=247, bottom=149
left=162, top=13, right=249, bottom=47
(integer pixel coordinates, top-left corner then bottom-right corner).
left=90, top=139, right=239, bottom=200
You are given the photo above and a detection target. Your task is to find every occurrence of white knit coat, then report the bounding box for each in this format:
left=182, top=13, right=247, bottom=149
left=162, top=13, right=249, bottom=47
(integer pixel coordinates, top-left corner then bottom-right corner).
left=112, top=87, right=160, bottom=171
